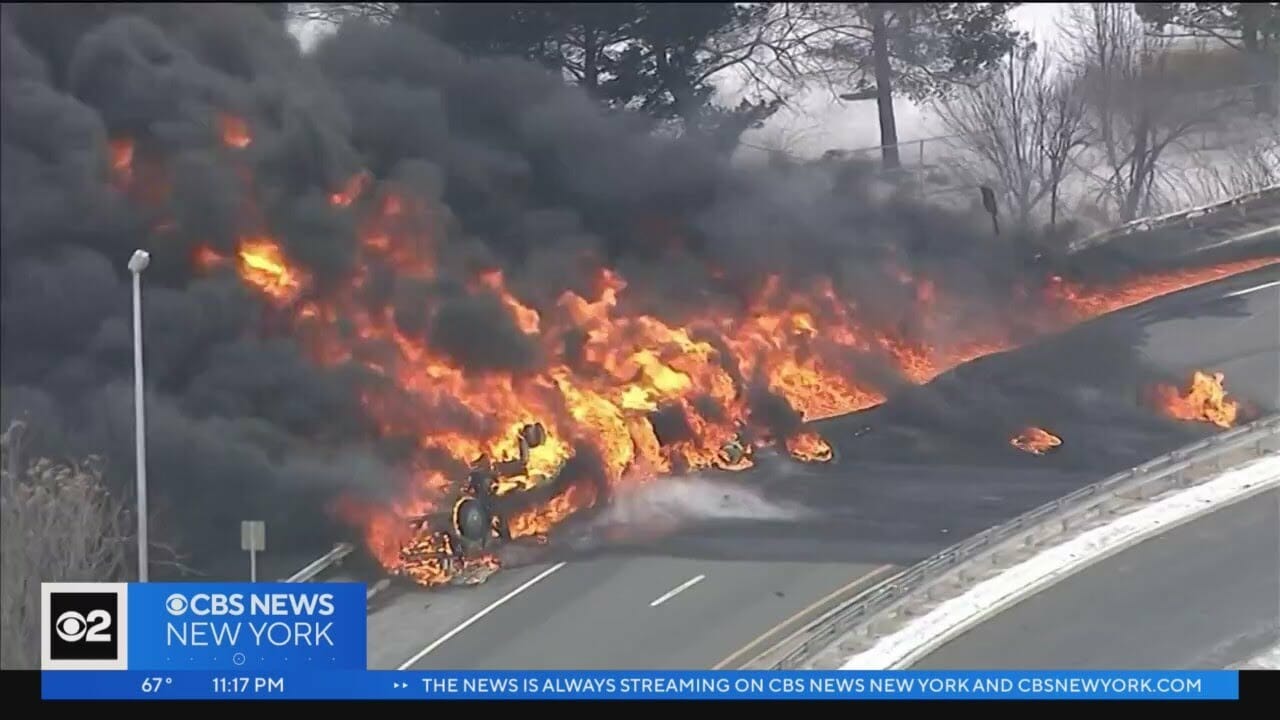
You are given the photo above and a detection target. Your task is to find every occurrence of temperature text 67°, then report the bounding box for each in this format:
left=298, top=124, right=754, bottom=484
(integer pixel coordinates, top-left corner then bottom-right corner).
left=140, top=677, right=173, bottom=693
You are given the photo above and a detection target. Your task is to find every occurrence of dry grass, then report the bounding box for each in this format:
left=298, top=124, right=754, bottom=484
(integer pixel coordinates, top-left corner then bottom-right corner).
left=0, top=420, right=132, bottom=670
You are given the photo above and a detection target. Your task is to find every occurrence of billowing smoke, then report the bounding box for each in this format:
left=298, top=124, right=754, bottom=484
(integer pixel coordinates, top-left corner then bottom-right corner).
left=0, top=5, right=1083, bottom=572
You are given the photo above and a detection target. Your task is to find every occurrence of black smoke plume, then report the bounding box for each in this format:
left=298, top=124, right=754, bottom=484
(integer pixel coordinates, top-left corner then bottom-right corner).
left=0, top=4, right=1080, bottom=574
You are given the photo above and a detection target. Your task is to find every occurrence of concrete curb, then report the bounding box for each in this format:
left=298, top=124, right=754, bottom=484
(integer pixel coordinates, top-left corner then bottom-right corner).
left=840, top=454, right=1280, bottom=670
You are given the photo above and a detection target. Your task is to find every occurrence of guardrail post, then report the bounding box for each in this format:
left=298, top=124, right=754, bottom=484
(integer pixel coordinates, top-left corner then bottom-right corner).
left=283, top=542, right=356, bottom=583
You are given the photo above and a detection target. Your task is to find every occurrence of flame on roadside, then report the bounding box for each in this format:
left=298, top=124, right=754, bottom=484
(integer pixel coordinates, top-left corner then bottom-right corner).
left=785, top=431, right=833, bottom=463
left=1152, top=370, right=1240, bottom=428
left=1010, top=426, right=1062, bottom=455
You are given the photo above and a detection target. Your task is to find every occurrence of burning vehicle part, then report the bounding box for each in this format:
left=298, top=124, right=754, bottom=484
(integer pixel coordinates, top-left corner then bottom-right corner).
left=785, top=431, right=834, bottom=463
left=716, top=436, right=754, bottom=471
left=393, top=419, right=825, bottom=583
left=1010, top=426, right=1063, bottom=455
left=398, top=423, right=554, bottom=585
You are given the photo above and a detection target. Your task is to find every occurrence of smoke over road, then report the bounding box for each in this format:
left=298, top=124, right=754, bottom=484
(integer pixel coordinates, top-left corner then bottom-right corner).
left=1, top=5, right=1271, bottom=578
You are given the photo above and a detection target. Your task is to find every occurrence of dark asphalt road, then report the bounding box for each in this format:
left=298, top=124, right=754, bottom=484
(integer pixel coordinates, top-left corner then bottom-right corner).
left=915, top=489, right=1280, bottom=670
left=368, top=261, right=1279, bottom=671
left=402, top=557, right=886, bottom=670
left=1136, top=275, right=1279, bottom=411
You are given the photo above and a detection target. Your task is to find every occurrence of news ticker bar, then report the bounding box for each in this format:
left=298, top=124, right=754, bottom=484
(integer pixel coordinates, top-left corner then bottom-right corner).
left=42, top=670, right=1239, bottom=700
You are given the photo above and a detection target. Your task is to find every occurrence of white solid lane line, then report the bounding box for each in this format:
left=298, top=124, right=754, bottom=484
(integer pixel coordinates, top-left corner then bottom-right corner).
left=398, top=561, right=568, bottom=669
left=649, top=574, right=706, bottom=607
left=1198, top=222, right=1280, bottom=251
left=1222, top=279, right=1280, bottom=299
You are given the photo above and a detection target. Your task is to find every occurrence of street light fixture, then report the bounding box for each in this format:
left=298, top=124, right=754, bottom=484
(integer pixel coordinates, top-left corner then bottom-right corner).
left=128, top=249, right=150, bottom=582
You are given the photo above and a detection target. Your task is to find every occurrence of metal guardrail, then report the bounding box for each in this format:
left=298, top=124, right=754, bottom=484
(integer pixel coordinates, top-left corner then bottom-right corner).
left=754, top=413, right=1280, bottom=670
left=282, top=542, right=355, bottom=583
left=1068, top=184, right=1280, bottom=254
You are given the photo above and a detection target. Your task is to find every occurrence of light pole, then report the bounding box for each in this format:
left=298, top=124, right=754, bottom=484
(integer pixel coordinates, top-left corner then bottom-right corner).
left=128, top=249, right=151, bottom=582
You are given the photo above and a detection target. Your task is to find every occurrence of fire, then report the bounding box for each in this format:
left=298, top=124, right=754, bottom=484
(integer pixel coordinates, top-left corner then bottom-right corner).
left=124, top=107, right=1275, bottom=586
left=330, top=171, right=372, bottom=208
left=786, top=431, right=833, bottom=463
left=1010, top=426, right=1062, bottom=455
left=1152, top=370, right=1239, bottom=428
left=218, top=113, right=252, bottom=149
left=194, top=237, right=311, bottom=305
left=236, top=237, right=309, bottom=305
left=108, top=138, right=134, bottom=187
left=198, top=193, right=1270, bottom=585
left=194, top=245, right=226, bottom=271
left=509, top=481, right=599, bottom=541
left=1044, top=258, right=1278, bottom=320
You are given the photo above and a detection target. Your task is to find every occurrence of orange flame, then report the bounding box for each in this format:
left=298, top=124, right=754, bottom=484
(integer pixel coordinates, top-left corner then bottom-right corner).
left=1043, top=258, right=1278, bottom=320
left=1152, top=370, right=1239, bottom=428
left=235, top=237, right=309, bottom=305
left=330, top=171, right=372, bottom=208
left=109, top=138, right=134, bottom=188
left=219, top=113, right=252, bottom=149
left=1010, top=426, right=1062, bottom=455
left=194, top=245, right=228, bottom=271
left=785, top=431, right=833, bottom=463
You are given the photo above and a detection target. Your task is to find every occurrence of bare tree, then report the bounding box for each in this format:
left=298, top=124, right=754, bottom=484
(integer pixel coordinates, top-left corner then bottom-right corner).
left=1181, top=131, right=1280, bottom=203
left=933, top=43, right=1091, bottom=229
left=1060, top=3, right=1245, bottom=222
left=1, top=421, right=131, bottom=669
left=1135, top=2, right=1280, bottom=116
left=290, top=3, right=399, bottom=25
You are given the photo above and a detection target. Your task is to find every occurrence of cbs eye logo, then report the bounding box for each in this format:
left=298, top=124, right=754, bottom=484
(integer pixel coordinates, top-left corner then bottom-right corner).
left=48, top=592, right=119, bottom=661
left=55, top=608, right=112, bottom=643
left=165, top=594, right=188, bottom=615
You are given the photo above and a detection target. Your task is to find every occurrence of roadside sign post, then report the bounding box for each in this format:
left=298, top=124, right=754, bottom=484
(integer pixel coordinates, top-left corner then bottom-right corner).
left=241, top=520, right=266, bottom=582
left=980, top=185, right=1000, bottom=237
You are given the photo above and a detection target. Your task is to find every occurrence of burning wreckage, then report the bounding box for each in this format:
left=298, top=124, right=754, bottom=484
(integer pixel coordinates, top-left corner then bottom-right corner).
left=401, top=424, right=542, bottom=587
left=394, top=419, right=828, bottom=586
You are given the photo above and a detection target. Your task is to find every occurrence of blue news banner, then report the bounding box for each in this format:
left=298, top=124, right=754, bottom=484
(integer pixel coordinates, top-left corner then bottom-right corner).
left=39, top=582, right=1240, bottom=701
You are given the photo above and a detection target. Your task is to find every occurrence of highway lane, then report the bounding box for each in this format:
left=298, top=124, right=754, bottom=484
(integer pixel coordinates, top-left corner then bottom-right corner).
left=368, top=557, right=890, bottom=670
left=1136, top=277, right=1279, bottom=412
left=370, top=262, right=1279, bottom=671
left=401, top=557, right=885, bottom=670
left=914, top=489, right=1280, bottom=670
left=370, top=460, right=1096, bottom=670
